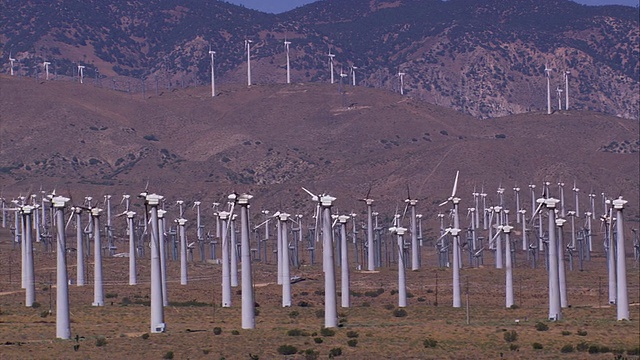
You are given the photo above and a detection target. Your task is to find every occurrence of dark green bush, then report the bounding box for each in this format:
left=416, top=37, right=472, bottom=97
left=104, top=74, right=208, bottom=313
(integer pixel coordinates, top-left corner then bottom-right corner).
left=627, top=346, right=640, bottom=355
left=277, top=345, right=298, bottom=355
left=347, top=339, right=358, bottom=347
left=576, top=341, right=589, bottom=352
left=561, top=330, right=571, bottom=336
left=532, top=342, right=543, bottom=350
left=141, top=333, right=149, bottom=340
left=535, top=322, right=549, bottom=331
left=328, top=347, right=342, bottom=357
left=213, top=327, right=222, bottom=335
left=231, top=330, right=240, bottom=335
left=346, top=331, right=359, bottom=338
left=320, top=327, right=335, bottom=337
left=162, top=351, right=174, bottom=359
left=303, top=349, right=319, bottom=360
left=393, top=309, right=408, bottom=317
left=95, top=337, right=107, bottom=347
left=287, top=329, right=309, bottom=336
left=288, top=310, right=299, bottom=318
left=509, top=344, right=519, bottom=351
left=588, top=345, right=600, bottom=354
left=313, top=337, right=323, bottom=344
left=424, top=337, right=438, bottom=348
left=560, top=344, right=574, bottom=353
left=503, top=330, right=518, bottom=343
left=576, top=329, right=587, bottom=336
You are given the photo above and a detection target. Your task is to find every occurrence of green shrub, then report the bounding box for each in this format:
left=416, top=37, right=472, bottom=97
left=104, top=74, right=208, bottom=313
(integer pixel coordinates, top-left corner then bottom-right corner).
left=532, top=342, right=543, bottom=350
left=588, top=345, right=600, bottom=354
left=105, top=293, right=118, bottom=299
left=599, top=345, right=610, bottom=353
left=576, top=329, right=587, bottom=336
left=347, top=339, right=358, bottom=347
left=213, top=327, right=222, bottom=335
left=31, top=302, right=41, bottom=309
left=328, top=347, right=342, bottom=357
left=313, top=337, right=323, bottom=344
left=509, top=344, right=519, bottom=351
left=288, top=310, right=299, bottom=318
left=231, top=330, right=240, bottom=335
left=277, top=345, right=298, bottom=355
left=95, top=336, right=107, bottom=347
left=393, top=309, right=407, bottom=317
left=141, top=333, right=149, bottom=340
left=346, top=331, right=359, bottom=338
left=162, top=351, right=174, bottom=359
left=423, top=337, right=438, bottom=348
left=303, top=349, right=319, bottom=360
left=561, top=330, right=571, bottom=336
left=627, top=346, right=640, bottom=355
left=576, top=341, right=589, bottom=352
left=40, top=310, right=49, bottom=318
left=503, top=330, right=518, bottom=343
left=560, top=344, right=574, bottom=353
left=320, top=327, right=335, bottom=337
left=287, top=329, right=309, bottom=336
left=535, top=322, right=549, bottom=331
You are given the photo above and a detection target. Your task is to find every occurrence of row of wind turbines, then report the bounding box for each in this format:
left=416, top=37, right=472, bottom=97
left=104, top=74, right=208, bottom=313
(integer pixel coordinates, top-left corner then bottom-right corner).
left=7, top=42, right=569, bottom=110
left=1, top=174, right=635, bottom=340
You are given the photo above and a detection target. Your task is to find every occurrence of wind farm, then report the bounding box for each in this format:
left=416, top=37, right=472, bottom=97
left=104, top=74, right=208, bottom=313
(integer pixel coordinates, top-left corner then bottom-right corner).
left=0, top=0, right=639, bottom=359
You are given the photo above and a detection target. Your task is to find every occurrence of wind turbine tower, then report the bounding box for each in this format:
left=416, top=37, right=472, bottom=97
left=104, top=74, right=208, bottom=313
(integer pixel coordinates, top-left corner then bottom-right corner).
left=564, top=70, right=570, bottom=110
left=52, top=196, right=71, bottom=339
left=328, top=50, right=335, bottom=84
left=43, top=61, right=51, bottom=80
left=209, top=47, right=216, bottom=97
left=284, top=40, right=291, bottom=84
left=9, top=53, right=16, bottom=76
left=245, top=40, right=253, bottom=87
left=556, top=86, right=563, bottom=111
left=351, top=66, right=358, bottom=86
left=78, top=65, right=85, bottom=84
left=146, top=193, right=166, bottom=333
left=237, top=194, right=256, bottom=329
left=545, top=64, right=552, bottom=114
left=613, top=197, right=629, bottom=320
left=398, top=71, right=406, bottom=95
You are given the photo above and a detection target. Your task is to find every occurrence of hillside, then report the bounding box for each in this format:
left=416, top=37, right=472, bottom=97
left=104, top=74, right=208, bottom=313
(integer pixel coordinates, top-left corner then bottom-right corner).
left=1, top=75, right=638, bottom=222
left=0, top=0, right=637, bottom=120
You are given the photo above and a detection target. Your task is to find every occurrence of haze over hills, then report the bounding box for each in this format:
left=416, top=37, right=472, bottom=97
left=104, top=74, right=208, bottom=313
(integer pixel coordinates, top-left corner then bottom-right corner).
left=0, top=0, right=638, bottom=120
left=1, top=75, right=638, bottom=222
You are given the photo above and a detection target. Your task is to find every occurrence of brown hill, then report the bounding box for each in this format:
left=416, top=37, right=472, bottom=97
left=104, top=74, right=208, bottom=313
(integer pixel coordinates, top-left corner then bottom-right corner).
left=0, top=75, right=637, bottom=222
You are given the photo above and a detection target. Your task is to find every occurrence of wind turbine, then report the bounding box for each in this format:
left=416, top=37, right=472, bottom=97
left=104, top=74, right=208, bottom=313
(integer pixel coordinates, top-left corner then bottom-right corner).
left=303, top=187, right=338, bottom=328
left=209, top=47, right=216, bottom=97
left=245, top=39, right=253, bottom=87
left=556, top=86, right=563, bottom=111
left=73, top=207, right=86, bottom=286
left=328, top=50, right=335, bottom=84
left=398, top=71, right=406, bottom=95
left=513, top=186, right=521, bottom=223
left=279, top=212, right=292, bottom=307
left=545, top=64, right=552, bottom=114
left=126, top=211, right=137, bottom=285
left=78, top=65, right=85, bottom=84
left=157, top=209, right=169, bottom=306
left=219, top=210, right=232, bottom=307
left=43, top=61, right=51, bottom=80
left=533, top=197, right=562, bottom=320
left=338, top=215, right=350, bottom=308
left=21, top=204, right=36, bottom=307
left=177, top=218, right=188, bottom=285
left=236, top=193, right=255, bottom=329
left=359, top=189, right=376, bottom=271
left=390, top=226, right=408, bottom=307
left=439, top=171, right=462, bottom=308
left=351, top=66, right=358, bottom=86
left=404, top=191, right=420, bottom=270
left=146, top=193, right=166, bottom=333
left=91, top=207, right=104, bottom=306
left=612, top=197, right=629, bottom=320
left=284, top=40, right=291, bottom=84
left=52, top=196, right=71, bottom=339
left=564, top=70, right=570, bottom=110
left=8, top=52, right=16, bottom=76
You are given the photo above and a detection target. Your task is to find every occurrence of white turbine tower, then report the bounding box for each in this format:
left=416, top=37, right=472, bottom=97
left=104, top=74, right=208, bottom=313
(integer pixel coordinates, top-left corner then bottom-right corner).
left=338, top=215, right=350, bottom=308
left=503, top=216, right=514, bottom=308
left=219, top=210, right=232, bottom=307
left=303, top=187, right=338, bottom=328
left=284, top=40, right=291, bottom=84
left=245, top=39, right=253, bottom=87
left=545, top=64, right=552, bottom=114
left=209, top=47, right=216, bottom=97
left=279, top=212, right=291, bottom=307
left=351, top=66, right=358, bottom=86
left=9, top=52, right=16, bottom=76
left=177, top=218, right=188, bottom=285
left=556, top=86, right=563, bottom=111
left=22, top=205, right=36, bottom=307
left=398, top=71, right=406, bottom=95
left=533, top=197, right=562, bottom=320
left=146, top=193, right=166, bottom=333
left=73, top=207, right=85, bottom=286
left=91, top=207, right=104, bottom=306
left=236, top=193, right=255, bottom=328
left=439, top=171, right=461, bottom=308
left=359, top=192, right=375, bottom=271
left=612, top=197, right=629, bottom=321
left=328, top=50, right=335, bottom=84
left=126, top=211, right=137, bottom=285
left=52, top=196, right=71, bottom=339
left=390, top=226, right=408, bottom=307
left=43, top=61, right=51, bottom=80
left=78, top=65, right=85, bottom=84
left=564, top=70, right=570, bottom=110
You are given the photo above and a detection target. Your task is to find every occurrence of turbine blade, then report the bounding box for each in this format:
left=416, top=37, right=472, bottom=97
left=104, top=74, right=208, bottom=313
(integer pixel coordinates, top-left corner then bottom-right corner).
left=301, top=187, right=316, bottom=198
left=438, top=200, right=449, bottom=207
left=451, top=170, right=459, bottom=198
